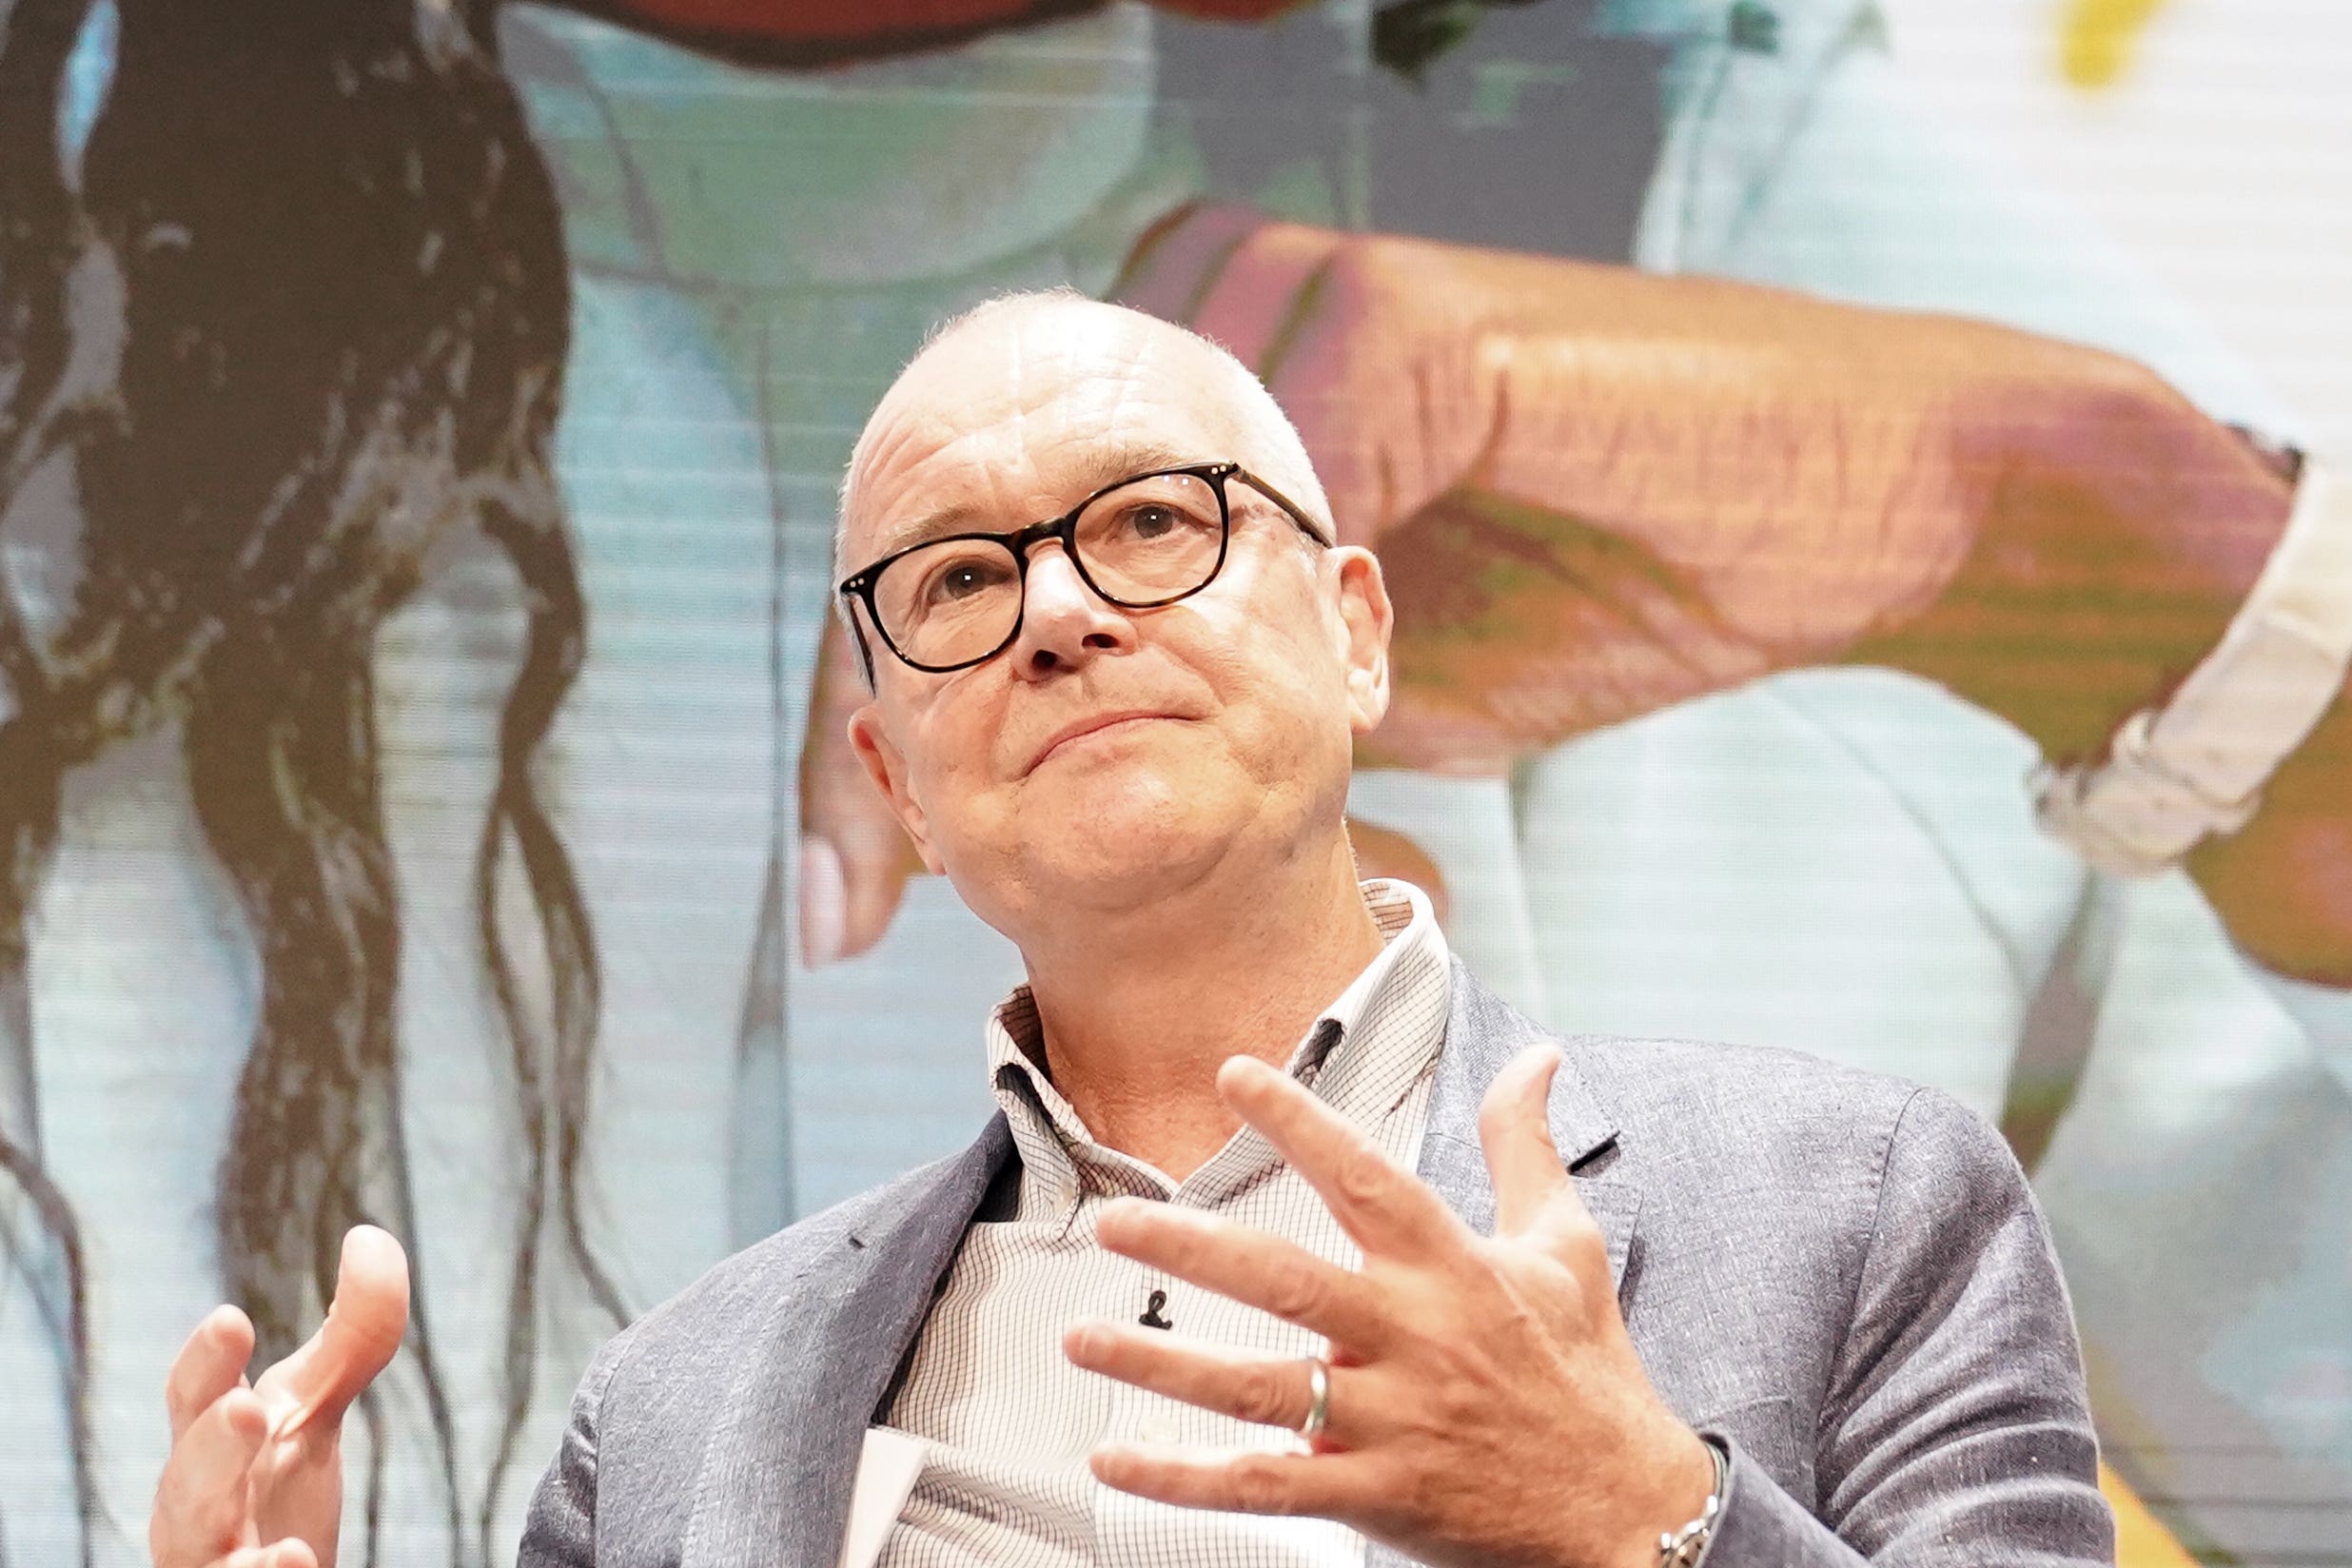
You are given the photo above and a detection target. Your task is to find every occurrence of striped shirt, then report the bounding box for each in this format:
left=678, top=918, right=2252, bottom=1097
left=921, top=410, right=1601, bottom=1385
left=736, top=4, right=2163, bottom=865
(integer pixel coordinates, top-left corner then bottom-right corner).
left=871, top=880, right=1452, bottom=1568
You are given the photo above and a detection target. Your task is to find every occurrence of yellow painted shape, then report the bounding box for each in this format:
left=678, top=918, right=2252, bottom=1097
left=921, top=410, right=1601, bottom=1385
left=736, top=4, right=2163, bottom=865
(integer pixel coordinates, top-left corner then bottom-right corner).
left=2103, top=1460, right=2202, bottom=1568
left=2060, top=0, right=2173, bottom=88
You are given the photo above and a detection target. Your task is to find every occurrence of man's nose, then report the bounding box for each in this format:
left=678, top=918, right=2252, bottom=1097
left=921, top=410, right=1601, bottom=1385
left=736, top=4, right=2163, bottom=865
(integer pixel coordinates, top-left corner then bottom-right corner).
left=1008, top=543, right=1135, bottom=679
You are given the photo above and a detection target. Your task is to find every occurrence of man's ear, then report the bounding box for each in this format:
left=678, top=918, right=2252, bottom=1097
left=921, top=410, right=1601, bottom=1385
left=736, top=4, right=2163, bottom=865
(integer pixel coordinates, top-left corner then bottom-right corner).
left=848, top=704, right=945, bottom=874
left=1327, top=546, right=1393, bottom=735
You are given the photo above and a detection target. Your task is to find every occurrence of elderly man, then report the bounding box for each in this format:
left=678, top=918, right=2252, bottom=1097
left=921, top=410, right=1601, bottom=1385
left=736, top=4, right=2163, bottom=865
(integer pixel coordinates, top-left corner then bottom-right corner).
left=150, top=292, right=2109, bottom=1568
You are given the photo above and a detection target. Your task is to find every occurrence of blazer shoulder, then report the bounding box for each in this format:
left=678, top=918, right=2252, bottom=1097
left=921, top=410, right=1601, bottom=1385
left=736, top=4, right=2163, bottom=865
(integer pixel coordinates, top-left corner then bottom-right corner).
left=1568, top=1031, right=1927, bottom=1127
left=1446, top=961, right=1938, bottom=1179
left=1562, top=1031, right=1962, bottom=1208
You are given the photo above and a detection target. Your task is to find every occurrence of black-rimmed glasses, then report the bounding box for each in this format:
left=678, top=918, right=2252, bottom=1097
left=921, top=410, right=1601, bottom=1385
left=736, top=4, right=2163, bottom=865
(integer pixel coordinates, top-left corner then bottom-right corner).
left=836, top=461, right=1329, bottom=679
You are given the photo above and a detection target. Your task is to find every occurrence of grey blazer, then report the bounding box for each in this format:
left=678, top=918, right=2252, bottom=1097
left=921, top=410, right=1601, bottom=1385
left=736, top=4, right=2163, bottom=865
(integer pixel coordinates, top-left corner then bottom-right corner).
left=520, top=961, right=2113, bottom=1566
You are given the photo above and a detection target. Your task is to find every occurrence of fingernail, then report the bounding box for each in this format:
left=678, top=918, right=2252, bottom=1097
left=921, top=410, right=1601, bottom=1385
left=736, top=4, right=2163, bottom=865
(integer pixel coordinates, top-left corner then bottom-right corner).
left=799, top=835, right=846, bottom=968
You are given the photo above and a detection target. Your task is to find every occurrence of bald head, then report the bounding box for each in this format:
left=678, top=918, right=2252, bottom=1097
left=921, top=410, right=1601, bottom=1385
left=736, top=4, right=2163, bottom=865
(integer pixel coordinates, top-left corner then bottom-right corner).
left=827, top=285, right=1393, bottom=955
left=833, top=291, right=1332, bottom=593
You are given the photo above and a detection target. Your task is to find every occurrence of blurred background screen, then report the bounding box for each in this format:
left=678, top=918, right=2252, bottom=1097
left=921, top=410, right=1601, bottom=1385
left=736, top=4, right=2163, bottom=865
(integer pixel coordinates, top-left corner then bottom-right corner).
left=1, top=1, right=2346, bottom=1564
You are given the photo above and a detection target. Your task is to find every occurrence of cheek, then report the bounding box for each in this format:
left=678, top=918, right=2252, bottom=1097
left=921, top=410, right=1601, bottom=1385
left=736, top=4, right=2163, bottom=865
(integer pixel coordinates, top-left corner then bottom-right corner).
left=1186, top=623, right=1352, bottom=769
left=906, top=692, right=1091, bottom=867
left=896, top=694, right=999, bottom=816
left=1228, top=557, right=1348, bottom=672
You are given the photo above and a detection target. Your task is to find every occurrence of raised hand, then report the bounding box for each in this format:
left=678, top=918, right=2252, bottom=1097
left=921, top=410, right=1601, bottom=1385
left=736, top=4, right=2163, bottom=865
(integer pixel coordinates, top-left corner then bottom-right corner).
left=1063, top=1048, right=1713, bottom=1568
left=150, top=1226, right=410, bottom=1568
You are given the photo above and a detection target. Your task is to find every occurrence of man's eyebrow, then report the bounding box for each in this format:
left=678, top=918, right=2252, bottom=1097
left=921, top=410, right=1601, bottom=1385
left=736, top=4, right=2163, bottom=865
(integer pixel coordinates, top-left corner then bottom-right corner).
left=862, top=437, right=1206, bottom=562
left=867, top=502, right=992, bottom=563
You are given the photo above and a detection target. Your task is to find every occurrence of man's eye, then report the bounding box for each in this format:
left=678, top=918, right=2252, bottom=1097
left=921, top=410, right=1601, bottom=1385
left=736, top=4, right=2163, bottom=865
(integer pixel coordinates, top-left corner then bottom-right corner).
left=1120, top=502, right=1208, bottom=540
left=925, top=559, right=1009, bottom=604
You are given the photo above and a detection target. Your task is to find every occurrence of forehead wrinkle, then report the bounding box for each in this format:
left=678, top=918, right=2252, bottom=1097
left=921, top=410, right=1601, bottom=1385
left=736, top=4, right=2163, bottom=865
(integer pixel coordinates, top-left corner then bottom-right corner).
left=857, top=352, right=1221, bottom=560
left=838, top=397, right=976, bottom=573
left=858, top=430, right=1217, bottom=565
left=840, top=301, right=1294, bottom=579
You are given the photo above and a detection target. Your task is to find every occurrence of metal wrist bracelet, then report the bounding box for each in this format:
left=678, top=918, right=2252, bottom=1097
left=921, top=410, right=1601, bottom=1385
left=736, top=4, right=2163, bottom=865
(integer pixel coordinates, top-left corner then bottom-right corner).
left=1656, top=1436, right=1731, bottom=1567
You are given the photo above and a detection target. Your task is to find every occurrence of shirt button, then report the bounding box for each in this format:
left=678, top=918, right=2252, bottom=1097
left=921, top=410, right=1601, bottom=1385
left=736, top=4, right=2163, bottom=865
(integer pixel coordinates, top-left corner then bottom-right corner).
left=1138, top=1413, right=1180, bottom=1445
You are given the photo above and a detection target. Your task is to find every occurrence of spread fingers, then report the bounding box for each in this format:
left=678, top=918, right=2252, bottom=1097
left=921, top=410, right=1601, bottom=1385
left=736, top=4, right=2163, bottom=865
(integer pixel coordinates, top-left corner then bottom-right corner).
left=150, top=1386, right=267, bottom=1568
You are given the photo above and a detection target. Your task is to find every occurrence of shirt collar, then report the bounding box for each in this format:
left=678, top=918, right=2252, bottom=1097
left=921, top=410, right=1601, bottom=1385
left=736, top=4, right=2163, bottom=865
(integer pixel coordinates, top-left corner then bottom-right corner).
left=1319, top=877, right=1430, bottom=1048
left=984, top=878, right=1452, bottom=1217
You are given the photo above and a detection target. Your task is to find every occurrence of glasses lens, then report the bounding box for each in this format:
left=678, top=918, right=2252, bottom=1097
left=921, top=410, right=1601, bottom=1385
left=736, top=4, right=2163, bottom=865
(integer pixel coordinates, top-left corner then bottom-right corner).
left=872, top=539, right=1024, bottom=668
left=1073, top=471, right=1226, bottom=605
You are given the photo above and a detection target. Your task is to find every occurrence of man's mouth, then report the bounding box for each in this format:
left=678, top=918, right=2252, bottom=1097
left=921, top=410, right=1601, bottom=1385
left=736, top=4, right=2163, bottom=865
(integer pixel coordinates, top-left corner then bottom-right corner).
left=1027, top=711, right=1182, bottom=773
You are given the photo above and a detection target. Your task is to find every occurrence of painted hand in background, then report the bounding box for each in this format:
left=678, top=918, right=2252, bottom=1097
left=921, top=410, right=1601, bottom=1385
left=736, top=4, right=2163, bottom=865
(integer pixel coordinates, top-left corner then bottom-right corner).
left=803, top=202, right=2344, bottom=982
left=1115, top=205, right=2027, bottom=775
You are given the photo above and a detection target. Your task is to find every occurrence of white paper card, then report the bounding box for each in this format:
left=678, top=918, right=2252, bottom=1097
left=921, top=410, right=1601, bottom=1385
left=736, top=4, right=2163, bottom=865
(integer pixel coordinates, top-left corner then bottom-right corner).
left=835, top=1426, right=930, bottom=1568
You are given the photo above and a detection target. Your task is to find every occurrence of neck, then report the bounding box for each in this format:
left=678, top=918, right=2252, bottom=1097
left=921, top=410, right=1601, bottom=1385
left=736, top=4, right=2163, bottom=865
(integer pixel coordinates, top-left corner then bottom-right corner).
left=1016, top=838, right=1385, bottom=1181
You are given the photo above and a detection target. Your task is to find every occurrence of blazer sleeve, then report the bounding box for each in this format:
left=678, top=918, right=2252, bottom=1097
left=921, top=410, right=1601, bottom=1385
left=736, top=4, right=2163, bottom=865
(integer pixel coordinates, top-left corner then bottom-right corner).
left=518, top=1331, right=631, bottom=1568
left=1702, top=1085, right=2116, bottom=1566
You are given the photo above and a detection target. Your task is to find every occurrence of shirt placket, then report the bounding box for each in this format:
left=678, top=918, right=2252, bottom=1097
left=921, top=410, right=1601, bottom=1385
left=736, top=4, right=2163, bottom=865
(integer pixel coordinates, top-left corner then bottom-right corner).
left=950, top=879, right=1445, bottom=1568
left=1064, top=1158, right=1188, bottom=1566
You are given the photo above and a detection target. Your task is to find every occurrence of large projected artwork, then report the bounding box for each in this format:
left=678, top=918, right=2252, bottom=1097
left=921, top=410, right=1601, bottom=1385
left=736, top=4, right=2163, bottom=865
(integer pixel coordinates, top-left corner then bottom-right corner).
left=1, top=1, right=2345, bottom=1565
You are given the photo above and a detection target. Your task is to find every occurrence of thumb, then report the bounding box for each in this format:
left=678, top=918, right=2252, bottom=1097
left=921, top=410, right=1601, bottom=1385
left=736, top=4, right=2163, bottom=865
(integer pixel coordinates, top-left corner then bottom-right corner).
left=272, top=1225, right=409, bottom=1433
left=797, top=827, right=918, bottom=968
left=1479, top=1045, right=1573, bottom=1238
left=797, top=619, right=922, bottom=967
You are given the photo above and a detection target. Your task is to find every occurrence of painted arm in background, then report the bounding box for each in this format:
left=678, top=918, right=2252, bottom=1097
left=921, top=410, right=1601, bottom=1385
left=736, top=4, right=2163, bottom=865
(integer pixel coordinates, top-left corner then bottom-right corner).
left=801, top=205, right=2349, bottom=986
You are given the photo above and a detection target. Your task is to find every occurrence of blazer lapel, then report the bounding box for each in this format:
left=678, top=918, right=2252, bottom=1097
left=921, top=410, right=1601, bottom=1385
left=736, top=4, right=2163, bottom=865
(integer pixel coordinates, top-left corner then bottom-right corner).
left=682, top=1116, right=1015, bottom=1568
left=1415, top=957, right=1640, bottom=1267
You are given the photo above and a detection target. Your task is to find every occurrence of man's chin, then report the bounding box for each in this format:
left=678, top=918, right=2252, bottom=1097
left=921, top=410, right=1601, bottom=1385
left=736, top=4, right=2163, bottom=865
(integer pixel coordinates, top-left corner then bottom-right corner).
left=1011, top=818, right=1233, bottom=913
left=956, top=768, right=1280, bottom=917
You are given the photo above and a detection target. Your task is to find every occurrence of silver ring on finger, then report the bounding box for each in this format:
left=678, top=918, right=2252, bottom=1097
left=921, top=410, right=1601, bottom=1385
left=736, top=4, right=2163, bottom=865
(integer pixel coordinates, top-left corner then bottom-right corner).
left=1298, top=1356, right=1331, bottom=1441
